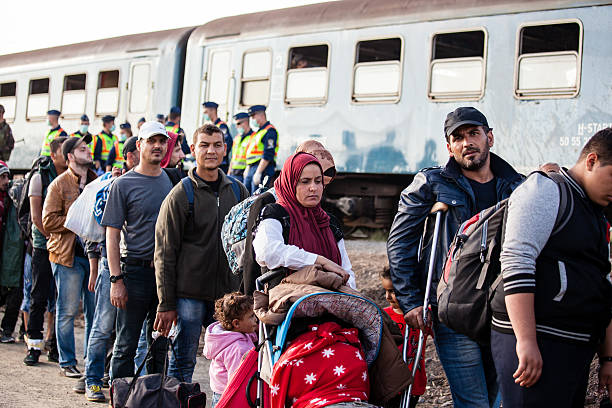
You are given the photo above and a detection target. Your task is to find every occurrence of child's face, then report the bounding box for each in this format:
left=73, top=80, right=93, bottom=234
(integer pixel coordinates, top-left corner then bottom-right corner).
left=233, top=308, right=258, bottom=334
left=381, top=277, right=401, bottom=312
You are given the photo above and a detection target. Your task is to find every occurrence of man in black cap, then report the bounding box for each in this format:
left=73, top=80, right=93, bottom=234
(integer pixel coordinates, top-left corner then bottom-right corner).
left=203, top=101, right=232, bottom=173
left=71, top=114, right=92, bottom=142
left=92, top=115, right=117, bottom=174
left=41, top=110, right=68, bottom=157
left=244, top=104, right=278, bottom=193
left=42, top=135, right=97, bottom=379
left=105, top=123, right=132, bottom=172
left=388, top=107, right=523, bottom=407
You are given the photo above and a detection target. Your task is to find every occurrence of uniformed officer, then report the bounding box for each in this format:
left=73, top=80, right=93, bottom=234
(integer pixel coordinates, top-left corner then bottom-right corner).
left=92, top=115, right=117, bottom=173
left=244, top=105, right=278, bottom=193
left=202, top=101, right=232, bottom=173
left=106, top=122, right=132, bottom=171
left=71, top=114, right=92, bottom=140
left=156, top=114, right=165, bottom=124
left=165, top=106, right=189, bottom=155
left=137, top=117, right=146, bottom=130
left=40, top=110, right=68, bottom=157
left=228, top=112, right=254, bottom=182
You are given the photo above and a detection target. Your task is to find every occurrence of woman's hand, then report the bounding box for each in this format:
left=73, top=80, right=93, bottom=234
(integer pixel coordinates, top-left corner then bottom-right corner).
left=316, top=256, right=350, bottom=284
left=513, top=338, right=543, bottom=387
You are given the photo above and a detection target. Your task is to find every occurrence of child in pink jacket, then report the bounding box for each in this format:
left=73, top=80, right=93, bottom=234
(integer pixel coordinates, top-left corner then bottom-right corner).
left=204, top=292, right=258, bottom=407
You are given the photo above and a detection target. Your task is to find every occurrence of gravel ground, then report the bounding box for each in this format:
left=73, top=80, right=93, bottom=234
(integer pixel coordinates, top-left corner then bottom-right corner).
left=0, top=239, right=607, bottom=407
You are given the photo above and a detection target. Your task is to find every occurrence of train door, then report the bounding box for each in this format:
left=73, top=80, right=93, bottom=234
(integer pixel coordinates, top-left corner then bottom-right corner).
left=127, top=60, right=152, bottom=126
left=203, top=50, right=234, bottom=124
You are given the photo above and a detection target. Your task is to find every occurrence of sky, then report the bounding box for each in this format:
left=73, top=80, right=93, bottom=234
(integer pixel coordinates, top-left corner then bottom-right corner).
left=1, top=0, right=333, bottom=55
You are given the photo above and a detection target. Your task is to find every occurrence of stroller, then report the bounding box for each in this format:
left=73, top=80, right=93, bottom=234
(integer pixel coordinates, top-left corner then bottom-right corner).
left=216, top=268, right=411, bottom=408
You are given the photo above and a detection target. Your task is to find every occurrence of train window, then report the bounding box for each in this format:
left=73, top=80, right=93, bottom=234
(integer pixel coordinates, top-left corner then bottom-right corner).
left=0, top=82, right=17, bottom=121
left=129, top=63, right=151, bottom=113
left=428, top=30, right=486, bottom=101
left=206, top=51, right=231, bottom=122
left=285, top=44, right=329, bottom=105
left=240, top=50, right=271, bottom=107
left=96, top=70, right=119, bottom=116
left=353, top=38, right=403, bottom=103
left=27, top=78, right=49, bottom=120
left=62, top=74, right=87, bottom=117
left=515, top=21, right=582, bottom=98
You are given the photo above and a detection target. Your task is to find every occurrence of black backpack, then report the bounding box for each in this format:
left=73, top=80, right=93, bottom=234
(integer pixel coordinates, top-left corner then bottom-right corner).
left=436, top=171, right=573, bottom=345
left=13, top=156, right=52, bottom=241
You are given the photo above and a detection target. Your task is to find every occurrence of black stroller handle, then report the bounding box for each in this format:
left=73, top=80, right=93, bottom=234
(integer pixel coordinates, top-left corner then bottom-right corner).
left=255, top=269, right=289, bottom=291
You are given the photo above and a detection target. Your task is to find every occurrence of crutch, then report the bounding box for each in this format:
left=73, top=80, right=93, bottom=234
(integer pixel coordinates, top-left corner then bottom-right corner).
left=400, top=202, right=448, bottom=408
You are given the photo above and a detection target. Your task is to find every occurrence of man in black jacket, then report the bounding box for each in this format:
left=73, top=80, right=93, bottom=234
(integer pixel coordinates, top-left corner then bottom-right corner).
left=387, top=107, right=523, bottom=407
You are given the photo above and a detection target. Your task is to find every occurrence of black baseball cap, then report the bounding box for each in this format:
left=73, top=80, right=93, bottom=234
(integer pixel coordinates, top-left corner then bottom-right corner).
left=444, top=107, right=490, bottom=139
left=62, top=135, right=92, bottom=160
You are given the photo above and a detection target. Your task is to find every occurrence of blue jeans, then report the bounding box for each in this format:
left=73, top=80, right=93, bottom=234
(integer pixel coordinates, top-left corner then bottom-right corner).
left=111, top=263, right=167, bottom=380
left=168, top=297, right=214, bottom=382
left=85, top=258, right=116, bottom=387
left=211, top=392, right=222, bottom=408
left=20, top=252, right=32, bottom=312
left=244, top=163, right=275, bottom=194
left=432, top=313, right=500, bottom=408
left=51, top=257, right=95, bottom=368
left=134, top=322, right=148, bottom=375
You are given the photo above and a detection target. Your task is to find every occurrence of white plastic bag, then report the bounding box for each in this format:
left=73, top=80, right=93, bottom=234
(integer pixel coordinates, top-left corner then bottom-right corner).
left=64, top=176, right=114, bottom=242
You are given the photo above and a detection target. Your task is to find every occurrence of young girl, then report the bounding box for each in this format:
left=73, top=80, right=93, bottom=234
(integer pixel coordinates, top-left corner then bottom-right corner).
left=203, top=292, right=258, bottom=407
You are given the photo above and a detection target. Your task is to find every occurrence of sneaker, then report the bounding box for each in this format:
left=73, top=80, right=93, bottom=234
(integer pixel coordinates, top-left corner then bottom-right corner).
left=0, top=330, right=15, bottom=343
left=23, top=348, right=41, bottom=366
left=59, top=365, right=82, bottom=378
left=48, top=347, right=59, bottom=363
left=73, top=376, right=85, bottom=394
left=85, top=384, right=106, bottom=402
left=101, top=374, right=110, bottom=389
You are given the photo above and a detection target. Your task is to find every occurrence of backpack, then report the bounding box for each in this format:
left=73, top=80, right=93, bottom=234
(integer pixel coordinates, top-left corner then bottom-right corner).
left=436, top=171, right=573, bottom=345
left=12, top=156, right=52, bottom=240
left=221, top=187, right=274, bottom=276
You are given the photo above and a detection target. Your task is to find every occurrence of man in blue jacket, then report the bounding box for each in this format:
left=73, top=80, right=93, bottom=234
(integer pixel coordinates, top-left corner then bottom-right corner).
left=387, top=107, right=523, bottom=407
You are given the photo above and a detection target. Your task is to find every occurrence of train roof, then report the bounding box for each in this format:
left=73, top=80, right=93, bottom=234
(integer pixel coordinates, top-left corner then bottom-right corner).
left=0, top=26, right=196, bottom=69
left=192, top=0, right=612, bottom=42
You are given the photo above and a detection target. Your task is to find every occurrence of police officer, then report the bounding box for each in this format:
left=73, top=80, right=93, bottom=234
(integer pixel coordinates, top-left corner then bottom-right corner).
left=202, top=101, right=232, bottom=173
left=137, top=117, right=146, bottom=130
left=244, top=105, right=278, bottom=193
left=156, top=114, right=165, bottom=124
left=40, top=110, right=68, bottom=157
left=106, top=122, right=132, bottom=171
left=165, top=107, right=189, bottom=155
left=71, top=114, right=92, bottom=141
left=92, top=115, right=117, bottom=173
left=228, top=112, right=254, bottom=182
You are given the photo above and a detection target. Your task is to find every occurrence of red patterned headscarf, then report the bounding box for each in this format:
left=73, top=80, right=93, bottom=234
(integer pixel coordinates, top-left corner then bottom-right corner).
left=161, top=132, right=179, bottom=168
left=274, top=153, right=341, bottom=265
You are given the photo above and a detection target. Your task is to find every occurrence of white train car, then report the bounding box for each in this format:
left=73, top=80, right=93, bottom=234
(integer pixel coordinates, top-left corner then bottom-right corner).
left=0, top=27, right=194, bottom=170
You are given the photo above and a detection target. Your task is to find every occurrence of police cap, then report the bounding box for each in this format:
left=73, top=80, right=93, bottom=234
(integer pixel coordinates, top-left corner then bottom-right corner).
left=202, top=101, right=218, bottom=109
left=170, top=106, right=181, bottom=115
left=80, top=114, right=89, bottom=122
left=248, top=105, right=266, bottom=116
left=47, top=109, right=61, bottom=116
left=120, top=122, right=131, bottom=129
left=233, top=112, right=249, bottom=121
left=156, top=114, right=165, bottom=120
left=138, top=117, right=146, bottom=124
left=102, top=115, right=115, bottom=123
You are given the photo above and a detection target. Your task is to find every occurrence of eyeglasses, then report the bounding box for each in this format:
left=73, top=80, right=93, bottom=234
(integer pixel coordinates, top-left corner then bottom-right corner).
left=323, top=166, right=337, bottom=178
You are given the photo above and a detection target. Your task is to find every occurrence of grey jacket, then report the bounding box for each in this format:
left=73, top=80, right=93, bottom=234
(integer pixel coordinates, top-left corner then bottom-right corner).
left=387, top=153, right=523, bottom=313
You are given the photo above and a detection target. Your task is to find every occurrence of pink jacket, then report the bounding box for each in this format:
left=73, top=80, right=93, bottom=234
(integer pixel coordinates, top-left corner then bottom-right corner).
left=203, top=321, right=257, bottom=394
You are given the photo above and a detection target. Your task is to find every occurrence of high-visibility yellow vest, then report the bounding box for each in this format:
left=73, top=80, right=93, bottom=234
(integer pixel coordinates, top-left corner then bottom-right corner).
left=40, top=128, right=66, bottom=157
left=92, top=131, right=116, bottom=161
left=165, top=123, right=180, bottom=134
left=112, top=140, right=125, bottom=169
left=245, top=124, right=278, bottom=165
left=230, top=130, right=253, bottom=170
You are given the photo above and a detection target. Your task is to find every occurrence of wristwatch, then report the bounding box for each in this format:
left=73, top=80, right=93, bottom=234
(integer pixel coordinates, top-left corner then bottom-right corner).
left=110, top=273, right=126, bottom=283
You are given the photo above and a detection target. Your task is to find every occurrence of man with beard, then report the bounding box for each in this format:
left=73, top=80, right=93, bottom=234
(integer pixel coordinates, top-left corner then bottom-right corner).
left=101, top=121, right=173, bottom=380
left=42, top=135, right=97, bottom=378
left=387, top=107, right=523, bottom=407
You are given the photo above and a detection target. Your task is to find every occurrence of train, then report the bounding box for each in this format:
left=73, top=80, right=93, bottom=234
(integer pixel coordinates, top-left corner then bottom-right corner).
left=1, top=0, right=611, bottom=230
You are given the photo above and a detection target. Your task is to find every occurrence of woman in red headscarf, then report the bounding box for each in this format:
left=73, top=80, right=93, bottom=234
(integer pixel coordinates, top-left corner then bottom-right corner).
left=161, top=131, right=186, bottom=169
left=252, top=152, right=355, bottom=287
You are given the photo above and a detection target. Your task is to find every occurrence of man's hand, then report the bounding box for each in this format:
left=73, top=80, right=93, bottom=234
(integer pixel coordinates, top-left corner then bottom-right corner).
left=404, top=306, right=428, bottom=331
left=252, top=172, right=263, bottom=187
left=88, top=270, right=97, bottom=293
left=154, top=310, right=178, bottom=337
left=513, top=339, right=543, bottom=387
left=110, top=280, right=128, bottom=309
left=111, top=166, right=122, bottom=177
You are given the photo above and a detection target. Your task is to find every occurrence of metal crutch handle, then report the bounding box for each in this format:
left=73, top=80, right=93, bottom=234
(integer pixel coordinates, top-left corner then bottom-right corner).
left=401, top=202, right=448, bottom=408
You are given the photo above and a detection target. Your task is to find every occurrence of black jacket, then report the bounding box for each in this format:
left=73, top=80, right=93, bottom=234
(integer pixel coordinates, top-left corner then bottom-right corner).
left=387, top=153, right=523, bottom=313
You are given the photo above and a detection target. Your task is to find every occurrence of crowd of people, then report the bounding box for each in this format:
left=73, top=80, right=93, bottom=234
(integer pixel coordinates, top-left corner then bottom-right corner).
left=0, top=102, right=611, bottom=408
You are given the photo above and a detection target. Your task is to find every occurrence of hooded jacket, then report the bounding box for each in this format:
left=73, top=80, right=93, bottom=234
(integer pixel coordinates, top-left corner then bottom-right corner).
left=387, top=153, right=523, bottom=313
left=203, top=321, right=257, bottom=394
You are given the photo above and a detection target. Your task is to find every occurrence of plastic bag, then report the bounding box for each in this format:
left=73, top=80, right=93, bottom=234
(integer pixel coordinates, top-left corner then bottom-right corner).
left=64, top=176, right=114, bottom=242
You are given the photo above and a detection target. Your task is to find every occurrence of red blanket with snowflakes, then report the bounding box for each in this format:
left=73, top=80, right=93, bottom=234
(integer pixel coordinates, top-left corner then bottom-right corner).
left=270, top=321, right=370, bottom=408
